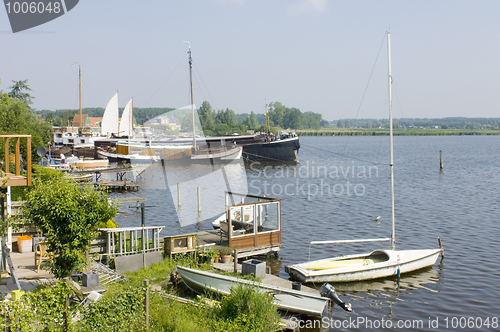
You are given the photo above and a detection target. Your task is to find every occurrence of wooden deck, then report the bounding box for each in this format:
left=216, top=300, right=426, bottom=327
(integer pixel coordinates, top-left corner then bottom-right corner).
left=194, top=229, right=281, bottom=258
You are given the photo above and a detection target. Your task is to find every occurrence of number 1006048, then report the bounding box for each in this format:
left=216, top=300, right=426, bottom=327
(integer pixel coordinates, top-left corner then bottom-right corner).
left=5, top=2, right=61, bottom=14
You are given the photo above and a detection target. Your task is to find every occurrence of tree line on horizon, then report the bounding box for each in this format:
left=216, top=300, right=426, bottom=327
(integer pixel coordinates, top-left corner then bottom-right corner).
left=334, top=117, right=500, bottom=130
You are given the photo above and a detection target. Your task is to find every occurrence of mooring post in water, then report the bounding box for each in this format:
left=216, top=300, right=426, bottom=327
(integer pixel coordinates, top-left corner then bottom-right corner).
left=438, top=237, right=444, bottom=258
left=144, top=279, right=149, bottom=331
left=233, top=249, right=238, bottom=273
left=440, top=150, right=443, bottom=170
left=177, top=183, right=181, bottom=209
left=197, top=187, right=201, bottom=213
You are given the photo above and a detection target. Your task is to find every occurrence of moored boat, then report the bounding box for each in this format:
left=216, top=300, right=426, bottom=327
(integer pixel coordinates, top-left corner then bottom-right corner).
left=175, top=265, right=330, bottom=316
left=286, top=31, right=443, bottom=284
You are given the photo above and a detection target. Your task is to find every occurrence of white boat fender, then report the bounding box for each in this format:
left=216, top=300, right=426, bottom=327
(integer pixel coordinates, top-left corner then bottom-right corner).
left=319, top=283, right=352, bottom=312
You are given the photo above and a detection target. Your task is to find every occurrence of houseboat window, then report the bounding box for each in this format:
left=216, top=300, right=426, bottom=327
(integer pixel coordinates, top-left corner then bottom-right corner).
left=68, top=139, right=74, bottom=144
left=230, top=205, right=255, bottom=237
left=80, top=139, right=85, bottom=143
left=257, top=202, right=280, bottom=233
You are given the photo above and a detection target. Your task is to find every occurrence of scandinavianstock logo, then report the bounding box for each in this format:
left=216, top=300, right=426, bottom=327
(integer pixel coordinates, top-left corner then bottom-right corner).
left=3, top=0, right=78, bottom=33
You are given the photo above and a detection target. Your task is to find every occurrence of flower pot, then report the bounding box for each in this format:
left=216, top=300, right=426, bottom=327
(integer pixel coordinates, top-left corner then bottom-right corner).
left=214, top=255, right=220, bottom=263
left=221, top=255, right=232, bottom=263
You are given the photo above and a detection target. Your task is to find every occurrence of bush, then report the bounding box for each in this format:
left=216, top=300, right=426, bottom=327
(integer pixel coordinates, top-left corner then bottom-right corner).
left=213, top=284, right=280, bottom=332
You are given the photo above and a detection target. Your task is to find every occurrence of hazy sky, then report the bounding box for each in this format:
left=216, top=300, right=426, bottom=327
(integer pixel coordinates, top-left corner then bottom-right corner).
left=1, top=0, right=499, bottom=121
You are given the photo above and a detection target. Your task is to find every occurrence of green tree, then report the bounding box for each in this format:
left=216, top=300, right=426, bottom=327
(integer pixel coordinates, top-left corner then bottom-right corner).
left=243, top=111, right=258, bottom=128
left=301, top=111, right=322, bottom=129
left=19, top=172, right=118, bottom=278
left=215, top=108, right=237, bottom=127
left=268, top=102, right=285, bottom=127
left=282, top=108, right=301, bottom=129
left=8, top=79, right=35, bottom=105
left=0, top=93, right=51, bottom=163
left=197, top=101, right=215, bottom=131
left=337, top=119, right=344, bottom=128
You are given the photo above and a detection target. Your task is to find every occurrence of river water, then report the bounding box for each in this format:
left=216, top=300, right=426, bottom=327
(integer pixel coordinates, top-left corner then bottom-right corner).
left=110, top=135, right=500, bottom=331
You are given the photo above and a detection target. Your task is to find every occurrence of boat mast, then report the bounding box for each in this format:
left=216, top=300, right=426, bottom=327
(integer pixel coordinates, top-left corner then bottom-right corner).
left=265, top=99, right=270, bottom=141
left=388, top=30, right=396, bottom=250
left=79, top=65, right=82, bottom=132
left=187, top=43, right=196, bottom=150
left=131, top=98, right=134, bottom=138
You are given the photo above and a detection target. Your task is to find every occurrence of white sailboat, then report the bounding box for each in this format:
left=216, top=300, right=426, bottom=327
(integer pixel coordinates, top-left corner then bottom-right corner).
left=182, top=44, right=242, bottom=162
left=119, top=98, right=134, bottom=138
left=100, top=92, right=119, bottom=137
left=286, top=31, right=443, bottom=284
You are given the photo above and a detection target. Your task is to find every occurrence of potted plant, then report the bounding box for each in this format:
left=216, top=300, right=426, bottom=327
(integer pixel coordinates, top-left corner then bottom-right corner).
left=204, top=249, right=218, bottom=264
left=219, top=247, right=232, bottom=263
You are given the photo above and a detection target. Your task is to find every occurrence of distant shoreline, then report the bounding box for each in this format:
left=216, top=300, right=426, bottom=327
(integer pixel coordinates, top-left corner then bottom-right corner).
left=296, top=129, right=500, bottom=136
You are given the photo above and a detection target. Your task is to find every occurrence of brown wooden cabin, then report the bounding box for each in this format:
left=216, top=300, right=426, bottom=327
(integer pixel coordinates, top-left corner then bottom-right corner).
left=222, top=192, right=281, bottom=254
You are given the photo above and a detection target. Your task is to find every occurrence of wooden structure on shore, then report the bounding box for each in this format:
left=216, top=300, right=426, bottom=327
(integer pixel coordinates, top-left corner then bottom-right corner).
left=0, top=134, right=31, bottom=187
left=170, top=192, right=282, bottom=259
left=223, top=192, right=281, bottom=255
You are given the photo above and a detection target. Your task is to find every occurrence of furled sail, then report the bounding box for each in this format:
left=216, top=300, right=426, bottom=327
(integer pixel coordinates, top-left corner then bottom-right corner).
left=101, top=92, right=119, bottom=137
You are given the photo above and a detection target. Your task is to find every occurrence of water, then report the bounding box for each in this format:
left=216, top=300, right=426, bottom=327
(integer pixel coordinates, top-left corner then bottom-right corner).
left=110, top=135, right=500, bottom=331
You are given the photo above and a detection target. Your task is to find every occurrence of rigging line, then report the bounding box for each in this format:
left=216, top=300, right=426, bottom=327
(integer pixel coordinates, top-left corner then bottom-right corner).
left=141, top=53, right=188, bottom=108
left=194, top=64, right=219, bottom=112
left=337, top=32, right=387, bottom=166
left=301, top=143, right=383, bottom=166
left=300, top=146, right=328, bottom=160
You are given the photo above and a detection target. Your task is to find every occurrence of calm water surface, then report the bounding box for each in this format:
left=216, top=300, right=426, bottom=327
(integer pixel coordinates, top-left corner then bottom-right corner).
left=111, top=136, right=500, bottom=331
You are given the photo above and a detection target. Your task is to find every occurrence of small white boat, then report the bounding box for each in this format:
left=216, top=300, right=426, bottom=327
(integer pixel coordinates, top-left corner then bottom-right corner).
left=175, top=265, right=330, bottom=316
left=286, top=249, right=442, bottom=284
left=97, top=149, right=159, bottom=163
left=286, top=31, right=443, bottom=284
left=71, top=158, right=109, bottom=170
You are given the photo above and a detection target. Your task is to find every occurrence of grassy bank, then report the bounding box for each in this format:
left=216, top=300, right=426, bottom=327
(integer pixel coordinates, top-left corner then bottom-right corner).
left=297, top=128, right=500, bottom=136
left=0, top=256, right=281, bottom=332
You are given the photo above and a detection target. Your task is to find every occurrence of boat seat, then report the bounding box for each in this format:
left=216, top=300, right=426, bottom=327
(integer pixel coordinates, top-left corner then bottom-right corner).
left=306, top=256, right=388, bottom=271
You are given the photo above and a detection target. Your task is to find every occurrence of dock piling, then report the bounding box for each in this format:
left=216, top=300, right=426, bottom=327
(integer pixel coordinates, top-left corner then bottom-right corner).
left=439, top=150, right=443, bottom=170
left=177, top=183, right=181, bottom=209
left=233, top=249, right=238, bottom=273
left=197, top=187, right=201, bottom=213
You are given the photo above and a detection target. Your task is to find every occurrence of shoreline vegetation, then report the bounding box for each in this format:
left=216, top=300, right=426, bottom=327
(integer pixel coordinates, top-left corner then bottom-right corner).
left=296, top=128, right=500, bottom=136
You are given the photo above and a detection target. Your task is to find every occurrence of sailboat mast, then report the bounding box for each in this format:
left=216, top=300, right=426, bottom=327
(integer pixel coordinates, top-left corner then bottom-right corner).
left=265, top=99, right=270, bottom=140
left=188, top=45, right=196, bottom=150
left=79, top=65, right=82, bottom=131
left=130, top=98, right=134, bottom=138
left=387, top=30, right=396, bottom=250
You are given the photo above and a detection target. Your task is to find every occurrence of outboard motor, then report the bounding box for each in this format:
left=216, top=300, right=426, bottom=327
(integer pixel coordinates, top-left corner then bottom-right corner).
left=319, top=283, right=352, bottom=312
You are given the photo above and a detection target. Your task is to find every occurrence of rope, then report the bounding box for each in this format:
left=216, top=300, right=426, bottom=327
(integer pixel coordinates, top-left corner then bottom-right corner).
left=301, top=144, right=383, bottom=166
left=141, top=53, right=188, bottom=108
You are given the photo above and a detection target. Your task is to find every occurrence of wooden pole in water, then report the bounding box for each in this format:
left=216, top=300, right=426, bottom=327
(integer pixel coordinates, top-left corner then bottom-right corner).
left=438, top=237, right=444, bottom=258
left=440, top=150, right=443, bottom=170
left=197, top=187, right=201, bottom=213
left=144, top=279, right=149, bottom=331
left=177, top=183, right=181, bottom=209
left=233, top=249, right=238, bottom=273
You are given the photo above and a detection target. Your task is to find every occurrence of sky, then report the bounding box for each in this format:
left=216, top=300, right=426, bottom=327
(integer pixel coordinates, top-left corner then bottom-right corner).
left=1, top=0, right=499, bottom=121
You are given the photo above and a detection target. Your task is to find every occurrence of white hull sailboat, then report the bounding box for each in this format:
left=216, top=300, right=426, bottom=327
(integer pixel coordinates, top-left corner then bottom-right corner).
left=286, top=31, right=443, bottom=284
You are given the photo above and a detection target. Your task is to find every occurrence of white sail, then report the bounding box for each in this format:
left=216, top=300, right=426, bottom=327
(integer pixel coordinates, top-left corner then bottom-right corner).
left=119, top=98, right=133, bottom=137
left=101, top=92, right=119, bottom=137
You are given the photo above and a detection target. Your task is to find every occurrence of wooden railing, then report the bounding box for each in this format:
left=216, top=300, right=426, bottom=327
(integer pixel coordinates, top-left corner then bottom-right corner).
left=1, top=134, right=31, bottom=187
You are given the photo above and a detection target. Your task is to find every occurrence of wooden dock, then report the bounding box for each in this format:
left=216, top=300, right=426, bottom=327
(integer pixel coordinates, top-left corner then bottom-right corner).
left=194, top=230, right=281, bottom=258
left=95, top=181, right=139, bottom=191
